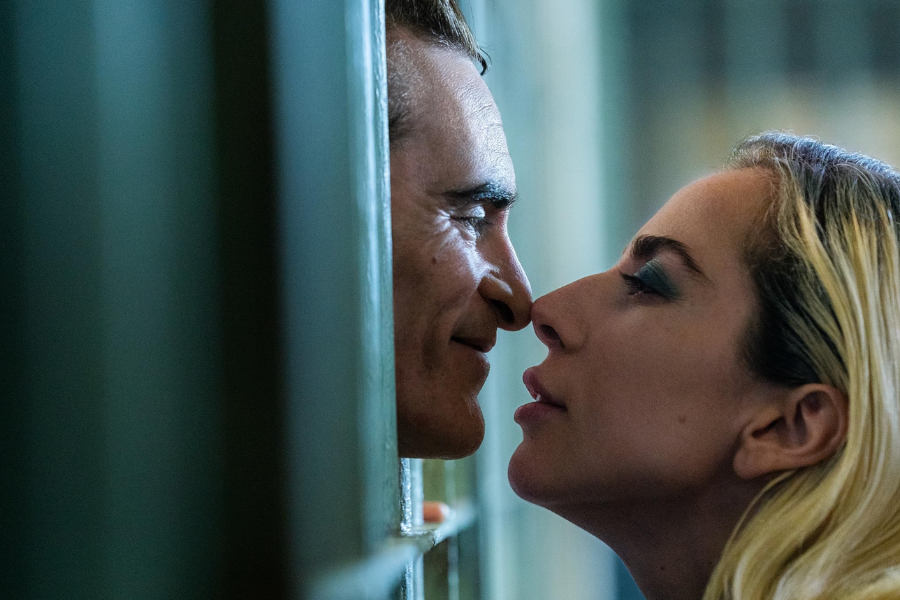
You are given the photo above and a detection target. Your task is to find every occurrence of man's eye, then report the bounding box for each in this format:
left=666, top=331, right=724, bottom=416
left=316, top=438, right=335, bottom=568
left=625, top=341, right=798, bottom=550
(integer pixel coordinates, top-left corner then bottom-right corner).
left=454, top=205, right=491, bottom=235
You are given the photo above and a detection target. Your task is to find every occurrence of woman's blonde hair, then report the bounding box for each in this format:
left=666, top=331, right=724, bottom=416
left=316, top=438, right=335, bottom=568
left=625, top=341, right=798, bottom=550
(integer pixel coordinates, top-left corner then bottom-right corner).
left=703, top=133, right=900, bottom=600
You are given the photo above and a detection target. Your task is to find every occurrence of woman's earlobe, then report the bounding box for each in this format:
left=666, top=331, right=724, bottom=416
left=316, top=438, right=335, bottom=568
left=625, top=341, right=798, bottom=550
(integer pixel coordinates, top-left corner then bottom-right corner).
left=733, top=384, right=848, bottom=480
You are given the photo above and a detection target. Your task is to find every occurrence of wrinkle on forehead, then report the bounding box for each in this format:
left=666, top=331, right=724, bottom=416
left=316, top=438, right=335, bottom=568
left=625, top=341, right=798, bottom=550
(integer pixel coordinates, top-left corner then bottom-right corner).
left=388, top=30, right=514, bottom=191
left=437, top=70, right=510, bottom=172
left=405, top=39, right=499, bottom=125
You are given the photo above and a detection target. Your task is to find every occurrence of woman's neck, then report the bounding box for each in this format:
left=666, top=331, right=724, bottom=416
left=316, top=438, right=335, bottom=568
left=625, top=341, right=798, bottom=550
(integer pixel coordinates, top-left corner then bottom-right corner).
left=548, top=480, right=761, bottom=600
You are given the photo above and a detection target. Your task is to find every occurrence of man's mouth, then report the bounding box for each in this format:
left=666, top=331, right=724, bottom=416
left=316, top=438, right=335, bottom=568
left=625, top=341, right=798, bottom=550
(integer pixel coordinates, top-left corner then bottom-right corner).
left=451, top=336, right=495, bottom=353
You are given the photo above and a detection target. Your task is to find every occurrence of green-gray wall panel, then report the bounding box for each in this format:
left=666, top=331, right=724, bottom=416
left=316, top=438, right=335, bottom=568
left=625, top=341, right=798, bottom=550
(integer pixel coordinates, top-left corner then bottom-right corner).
left=5, top=2, right=228, bottom=598
left=270, top=0, right=396, bottom=595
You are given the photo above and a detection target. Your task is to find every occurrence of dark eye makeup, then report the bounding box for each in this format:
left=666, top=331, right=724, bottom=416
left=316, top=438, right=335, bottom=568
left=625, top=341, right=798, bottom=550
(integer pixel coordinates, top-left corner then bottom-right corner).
left=620, top=258, right=681, bottom=300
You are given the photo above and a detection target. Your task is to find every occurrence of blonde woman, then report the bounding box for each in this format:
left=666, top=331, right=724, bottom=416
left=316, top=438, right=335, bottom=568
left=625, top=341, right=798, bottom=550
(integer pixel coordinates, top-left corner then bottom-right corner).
left=509, top=133, right=900, bottom=600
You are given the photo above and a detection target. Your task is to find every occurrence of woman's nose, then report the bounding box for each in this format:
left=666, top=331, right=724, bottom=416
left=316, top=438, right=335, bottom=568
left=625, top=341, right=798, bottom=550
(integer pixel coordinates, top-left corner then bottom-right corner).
left=535, top=320, right=564, bottom=351
left=531, top=294, right=566, bottom=351
left=530, top=277, right=592, bottom=352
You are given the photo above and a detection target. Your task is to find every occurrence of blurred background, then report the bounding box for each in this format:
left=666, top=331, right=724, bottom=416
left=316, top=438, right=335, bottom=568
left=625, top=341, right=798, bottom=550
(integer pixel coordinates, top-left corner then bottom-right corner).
left=2, top=1, right=898, bottom=599
left=467, top=0, right=900, bottom=599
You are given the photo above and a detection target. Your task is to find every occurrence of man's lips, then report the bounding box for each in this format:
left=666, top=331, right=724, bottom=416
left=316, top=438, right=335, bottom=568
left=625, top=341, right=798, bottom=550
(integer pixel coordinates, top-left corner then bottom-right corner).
left=522, top=368, right=566, bottom=409
left=451, top=336, right=496, bottom=353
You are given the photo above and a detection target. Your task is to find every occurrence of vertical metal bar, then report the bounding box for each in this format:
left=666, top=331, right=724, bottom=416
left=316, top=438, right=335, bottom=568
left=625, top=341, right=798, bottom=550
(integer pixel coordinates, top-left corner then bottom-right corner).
left=722, top=0, right=788, bottom=131
left=457, top=525, right=482, bottom=600
left=269, top=0, right=395, bottom=596
left=595, top=0, right=634, bottom=261
left=423, top=459, right=449, bottom=505
left=453, top=456, right=479, bottom=599
left=405, top=460, right=425, bottom=598
left=723, top=0, right=788, bottom=84
left=210, top=1, right=288, bottom=596
left=529, top=0, right=607, bottom=285
left=92, top=2, right=223, bottom=597
left=401, top=556, right=426, bottom=600
left=813, top=0, right=871, bottom=81
left=447, top=536, right=460, bottom=600
left=7, top=4, right=106, bottom=596
left=0, top=2, right=24, bottom=592
left=421, top=444, right=471, bottom=599
left=5, top=1, right=224, bottom=598
left=422, top=459, right=449, bottom=599
left=348, top=0, right=400, bottom=555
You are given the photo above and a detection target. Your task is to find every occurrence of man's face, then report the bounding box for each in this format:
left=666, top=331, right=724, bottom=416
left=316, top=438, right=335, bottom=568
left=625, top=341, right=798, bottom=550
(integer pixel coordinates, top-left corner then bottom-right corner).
left=390, top=30, right=532, bottom=459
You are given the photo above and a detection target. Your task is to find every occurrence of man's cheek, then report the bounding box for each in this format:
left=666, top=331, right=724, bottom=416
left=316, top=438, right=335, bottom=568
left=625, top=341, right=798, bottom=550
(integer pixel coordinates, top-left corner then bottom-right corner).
left=431, top=238, right=483, bottom=286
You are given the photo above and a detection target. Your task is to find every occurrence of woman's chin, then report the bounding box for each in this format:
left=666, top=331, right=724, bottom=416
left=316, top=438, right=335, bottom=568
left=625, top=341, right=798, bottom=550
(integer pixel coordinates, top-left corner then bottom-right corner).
left=507, top=443, right=555, bottom=505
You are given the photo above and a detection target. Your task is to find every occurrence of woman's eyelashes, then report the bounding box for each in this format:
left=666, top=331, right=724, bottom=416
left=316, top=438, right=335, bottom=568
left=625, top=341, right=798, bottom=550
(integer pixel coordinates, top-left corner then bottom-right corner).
left=620, top=258, right=681, bottom=300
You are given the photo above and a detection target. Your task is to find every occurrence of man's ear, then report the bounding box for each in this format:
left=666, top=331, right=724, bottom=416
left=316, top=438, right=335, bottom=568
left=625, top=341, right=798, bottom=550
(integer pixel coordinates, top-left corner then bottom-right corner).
left=734, top=384, right=848, bottom=480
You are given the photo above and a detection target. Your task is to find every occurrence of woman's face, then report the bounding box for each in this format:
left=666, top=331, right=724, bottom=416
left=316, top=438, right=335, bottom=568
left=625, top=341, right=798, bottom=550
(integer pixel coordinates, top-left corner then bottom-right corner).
left=509, top=169, right=777, bottom=510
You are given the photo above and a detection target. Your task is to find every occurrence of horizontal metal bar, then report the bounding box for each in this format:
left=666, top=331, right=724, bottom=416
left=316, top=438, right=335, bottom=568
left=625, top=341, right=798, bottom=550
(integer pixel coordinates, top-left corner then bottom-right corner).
left=306, top=501, right=477, bottom=600
left=307, top=540, right=418, bottom=600
left=401, top=500, right=477, bottom=552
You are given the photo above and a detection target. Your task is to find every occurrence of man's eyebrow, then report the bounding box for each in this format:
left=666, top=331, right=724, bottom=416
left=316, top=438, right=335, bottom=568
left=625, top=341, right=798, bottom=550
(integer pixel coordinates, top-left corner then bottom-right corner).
left=625, top=234, right=708, bottom=280
left=443, top=182, right=519, bottom=210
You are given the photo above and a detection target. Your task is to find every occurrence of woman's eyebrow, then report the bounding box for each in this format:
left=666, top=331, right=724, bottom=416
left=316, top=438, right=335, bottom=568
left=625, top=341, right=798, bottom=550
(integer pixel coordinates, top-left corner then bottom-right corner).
left=626, top=234, right=709, bottom=281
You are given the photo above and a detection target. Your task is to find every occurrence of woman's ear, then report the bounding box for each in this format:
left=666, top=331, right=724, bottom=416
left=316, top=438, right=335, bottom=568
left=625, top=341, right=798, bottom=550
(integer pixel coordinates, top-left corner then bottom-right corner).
left=733, top=384, right=848, bottom=480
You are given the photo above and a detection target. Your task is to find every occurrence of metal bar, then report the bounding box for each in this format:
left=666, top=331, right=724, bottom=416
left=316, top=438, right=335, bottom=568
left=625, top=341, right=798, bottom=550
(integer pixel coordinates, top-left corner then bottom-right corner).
left=209, top=0, right=288, bottom=596
left=6, top=3, right=107, bottom=596
left=92, top=3, right=222, bottom=597
left=4, top=2, right=224, bottom=598
left=722, top=0, right=789, bottom=135
left=813, top=0, right=871, bottom=81
left=402, top=459, right=425, bottom=597
left=268, top=0, right=396, bottom=596
left=309, top=497, right=478, bottom=600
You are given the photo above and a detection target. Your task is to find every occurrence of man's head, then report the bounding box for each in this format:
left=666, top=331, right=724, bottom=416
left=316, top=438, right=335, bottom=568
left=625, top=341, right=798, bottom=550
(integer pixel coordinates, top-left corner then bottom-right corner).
left=386, top=0, right=532, bottom=459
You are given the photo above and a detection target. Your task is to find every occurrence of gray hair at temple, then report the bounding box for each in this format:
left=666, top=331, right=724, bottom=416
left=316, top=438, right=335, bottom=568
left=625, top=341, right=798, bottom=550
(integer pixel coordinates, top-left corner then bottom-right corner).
left=385, top=0, right=487, bottom=144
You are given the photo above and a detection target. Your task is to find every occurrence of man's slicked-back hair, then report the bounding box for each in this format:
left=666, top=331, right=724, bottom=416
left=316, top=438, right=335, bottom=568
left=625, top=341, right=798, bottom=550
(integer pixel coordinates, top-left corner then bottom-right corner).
left=385, top=0, right=487, bottom=73
left=385, top=0, right=487, bottom=145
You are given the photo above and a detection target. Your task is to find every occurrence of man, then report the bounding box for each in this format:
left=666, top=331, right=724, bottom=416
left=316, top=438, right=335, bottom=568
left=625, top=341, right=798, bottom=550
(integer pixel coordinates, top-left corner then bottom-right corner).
left=386, top=0, right=533, bottom=459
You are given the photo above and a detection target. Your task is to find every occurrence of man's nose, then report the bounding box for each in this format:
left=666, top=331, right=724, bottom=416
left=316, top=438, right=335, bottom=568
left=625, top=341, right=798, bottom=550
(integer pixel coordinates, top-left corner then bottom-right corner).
left=478, top=240, right=532, bottom=331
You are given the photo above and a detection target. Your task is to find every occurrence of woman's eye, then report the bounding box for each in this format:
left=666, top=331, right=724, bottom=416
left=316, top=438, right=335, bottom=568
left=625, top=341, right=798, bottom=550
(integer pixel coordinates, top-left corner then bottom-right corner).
left=620, top=259, right=680, bottom=300
left=620, top=272, right=658, bottom=295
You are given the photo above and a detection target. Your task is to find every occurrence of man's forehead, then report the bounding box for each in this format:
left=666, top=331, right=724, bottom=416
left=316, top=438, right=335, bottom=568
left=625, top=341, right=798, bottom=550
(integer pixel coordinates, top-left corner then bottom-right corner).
left=397, top=39, right=497, bottom=117
left=387, top=28, right=515, bottom=195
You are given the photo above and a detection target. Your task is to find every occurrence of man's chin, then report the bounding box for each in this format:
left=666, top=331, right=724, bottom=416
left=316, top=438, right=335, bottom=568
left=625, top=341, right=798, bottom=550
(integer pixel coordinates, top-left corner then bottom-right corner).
left=397, top=405, right=485, bottom=459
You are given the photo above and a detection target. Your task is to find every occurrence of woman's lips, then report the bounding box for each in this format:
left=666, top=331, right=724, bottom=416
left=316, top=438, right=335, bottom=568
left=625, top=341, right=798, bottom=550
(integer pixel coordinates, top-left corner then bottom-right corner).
left=522, top=368, right=566, bottom=408
left=516, top=368, right=567, bottom=424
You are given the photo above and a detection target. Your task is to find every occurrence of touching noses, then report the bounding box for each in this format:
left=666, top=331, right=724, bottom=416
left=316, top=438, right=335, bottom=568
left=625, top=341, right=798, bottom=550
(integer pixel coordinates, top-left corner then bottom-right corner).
left=478, top=240, right=533, bottom=331
left=530, top=277, right=590, bottom=353
left=531, top=294, right=565, bottom=352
